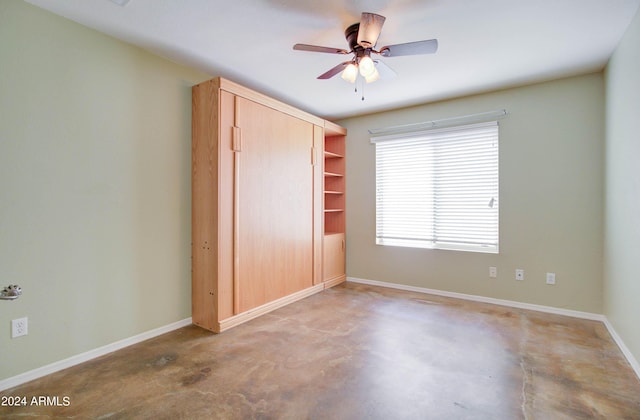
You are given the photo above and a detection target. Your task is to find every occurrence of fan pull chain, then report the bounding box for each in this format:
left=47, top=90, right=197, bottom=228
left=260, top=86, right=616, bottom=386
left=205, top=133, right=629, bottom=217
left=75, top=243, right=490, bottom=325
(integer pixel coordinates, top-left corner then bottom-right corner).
left=353, top=77, right=365, bottom=101
left=351, top=76, right=366, bottom=101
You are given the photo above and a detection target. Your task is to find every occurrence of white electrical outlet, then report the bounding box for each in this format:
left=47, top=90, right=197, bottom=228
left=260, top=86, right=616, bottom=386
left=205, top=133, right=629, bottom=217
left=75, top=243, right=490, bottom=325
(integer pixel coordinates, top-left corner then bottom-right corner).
left=546, top=272, right=556, bottom=285
left=489, top=266, right=497, bottom=278
left=515, top=269, right=524, bottom=281
left=11, top=317, right=28, bottom=338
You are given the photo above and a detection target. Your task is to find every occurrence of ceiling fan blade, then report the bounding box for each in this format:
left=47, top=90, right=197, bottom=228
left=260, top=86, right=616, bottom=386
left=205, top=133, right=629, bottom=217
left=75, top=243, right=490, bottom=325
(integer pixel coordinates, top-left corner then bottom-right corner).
left=373, top=60, right=397, bottom=79
left=357, top=12, right=386, bottom=48
left=379, top=39, right=438, bottom=57
left=293, top=44, right=349, bottom=55
left=317, top=62, right=351, bottom=79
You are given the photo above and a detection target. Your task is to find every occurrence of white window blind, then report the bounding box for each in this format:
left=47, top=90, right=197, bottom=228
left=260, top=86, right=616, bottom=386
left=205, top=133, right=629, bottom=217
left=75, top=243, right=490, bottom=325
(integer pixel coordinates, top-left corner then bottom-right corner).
left=374, top=121, right=499, bottom=253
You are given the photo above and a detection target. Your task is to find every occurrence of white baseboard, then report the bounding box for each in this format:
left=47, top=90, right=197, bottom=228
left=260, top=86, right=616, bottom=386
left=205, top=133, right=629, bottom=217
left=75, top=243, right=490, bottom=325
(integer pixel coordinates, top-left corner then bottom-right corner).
left=0, top=318, right=192, bottom=392
left=602, top=318, right=640, bottom=380
left=347, top=277, right=604, bottom=320
left=347, top=277, right=640, bottom=380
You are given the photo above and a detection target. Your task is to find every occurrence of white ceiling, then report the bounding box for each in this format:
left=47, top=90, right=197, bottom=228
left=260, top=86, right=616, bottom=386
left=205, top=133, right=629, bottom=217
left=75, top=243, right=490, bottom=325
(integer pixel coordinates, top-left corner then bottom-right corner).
left=25, top=0, right=640, bottom=119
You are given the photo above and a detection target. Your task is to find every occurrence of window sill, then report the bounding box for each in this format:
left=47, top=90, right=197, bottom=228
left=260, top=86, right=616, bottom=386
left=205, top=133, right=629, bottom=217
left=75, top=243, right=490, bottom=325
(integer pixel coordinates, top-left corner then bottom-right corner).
left=376, top=238, right=498, bottom=254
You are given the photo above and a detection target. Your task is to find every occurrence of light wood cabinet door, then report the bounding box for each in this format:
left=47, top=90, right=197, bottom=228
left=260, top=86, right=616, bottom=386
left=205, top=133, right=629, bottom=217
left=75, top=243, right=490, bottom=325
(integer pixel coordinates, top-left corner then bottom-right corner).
left=323, top=233, right=345, bottom=281
left=234, top=97, right=315, bottom=313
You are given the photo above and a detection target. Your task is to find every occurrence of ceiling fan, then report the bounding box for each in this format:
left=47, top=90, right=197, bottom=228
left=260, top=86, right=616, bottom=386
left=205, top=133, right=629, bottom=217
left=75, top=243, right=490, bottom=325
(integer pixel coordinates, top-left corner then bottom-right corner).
left=293, top=12, right=438, bottom=85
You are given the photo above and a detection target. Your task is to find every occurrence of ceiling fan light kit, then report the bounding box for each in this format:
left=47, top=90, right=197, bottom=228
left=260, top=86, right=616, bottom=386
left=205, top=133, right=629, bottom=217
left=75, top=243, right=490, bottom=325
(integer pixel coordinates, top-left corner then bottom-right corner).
left=293, top=12, right=438, bottom=94
left=364, top=68, right=379, bottom=83
left=358, top=56, right=376, bottom=78
left=341, top=63, right=358, bottom=83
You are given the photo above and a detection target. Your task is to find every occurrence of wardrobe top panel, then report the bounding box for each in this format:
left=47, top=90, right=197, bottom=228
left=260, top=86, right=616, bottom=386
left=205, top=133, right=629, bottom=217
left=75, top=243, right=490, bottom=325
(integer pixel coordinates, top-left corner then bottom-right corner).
left=194, top=77, right=328, bottom=128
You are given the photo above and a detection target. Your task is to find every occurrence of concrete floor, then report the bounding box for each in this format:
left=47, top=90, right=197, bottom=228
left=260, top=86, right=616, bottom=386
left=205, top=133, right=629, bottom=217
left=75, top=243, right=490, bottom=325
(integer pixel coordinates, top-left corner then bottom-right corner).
left=1, top=282, right=639, bottom=419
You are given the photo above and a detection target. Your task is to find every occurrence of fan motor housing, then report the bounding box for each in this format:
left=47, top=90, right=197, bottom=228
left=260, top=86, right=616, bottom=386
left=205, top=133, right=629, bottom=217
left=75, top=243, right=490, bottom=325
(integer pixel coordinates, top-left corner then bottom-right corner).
left=345, top=23, right=362, bottom=53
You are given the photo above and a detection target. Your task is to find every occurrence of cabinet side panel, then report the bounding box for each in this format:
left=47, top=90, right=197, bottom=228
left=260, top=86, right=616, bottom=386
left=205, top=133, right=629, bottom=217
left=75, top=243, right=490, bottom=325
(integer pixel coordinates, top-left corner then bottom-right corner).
left=217, top=90, right=235, bottom=320
left=313, top=125, right=324, bottom=285
left=192, top=80, right=219, bottom=330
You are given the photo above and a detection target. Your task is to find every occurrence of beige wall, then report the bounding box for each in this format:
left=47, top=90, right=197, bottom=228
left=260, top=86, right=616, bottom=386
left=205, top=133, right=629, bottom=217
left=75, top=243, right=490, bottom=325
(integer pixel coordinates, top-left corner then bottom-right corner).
left=339, top=73, right=605, bottom=313
left=604, top=8, right=640, bottom=365
left=0, top=1, right=208, bottom=380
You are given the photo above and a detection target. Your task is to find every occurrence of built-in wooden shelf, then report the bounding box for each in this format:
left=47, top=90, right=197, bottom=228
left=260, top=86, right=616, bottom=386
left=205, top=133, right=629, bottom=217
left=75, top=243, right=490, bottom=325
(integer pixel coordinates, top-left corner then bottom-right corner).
left=324, top=151, right=343, bottom=159
left=323, top=122, right=346, bottom=284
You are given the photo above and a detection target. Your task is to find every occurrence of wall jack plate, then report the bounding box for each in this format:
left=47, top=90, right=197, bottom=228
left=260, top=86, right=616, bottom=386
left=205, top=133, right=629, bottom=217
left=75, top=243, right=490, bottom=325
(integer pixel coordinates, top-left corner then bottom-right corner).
left=515, top=269, right=524, bottom=281
left=546, top=272, right=556, bottom=285
left=12, top=317, right=28, bottom=338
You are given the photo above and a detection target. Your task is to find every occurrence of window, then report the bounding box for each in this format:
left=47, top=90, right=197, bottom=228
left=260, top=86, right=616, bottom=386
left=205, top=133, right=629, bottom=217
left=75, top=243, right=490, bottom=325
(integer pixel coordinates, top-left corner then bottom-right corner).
left=374, top=121, right=499, bottom=253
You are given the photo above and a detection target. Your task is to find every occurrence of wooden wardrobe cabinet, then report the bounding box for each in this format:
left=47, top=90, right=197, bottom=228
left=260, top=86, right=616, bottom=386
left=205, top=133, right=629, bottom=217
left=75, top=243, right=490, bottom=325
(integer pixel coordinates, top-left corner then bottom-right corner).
left=192, top=78, right=346, bottom=333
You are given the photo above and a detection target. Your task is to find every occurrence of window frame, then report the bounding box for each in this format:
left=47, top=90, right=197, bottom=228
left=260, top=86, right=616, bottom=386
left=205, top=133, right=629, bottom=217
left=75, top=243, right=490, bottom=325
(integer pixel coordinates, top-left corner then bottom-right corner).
left=372, top=120, right=500, bottom=254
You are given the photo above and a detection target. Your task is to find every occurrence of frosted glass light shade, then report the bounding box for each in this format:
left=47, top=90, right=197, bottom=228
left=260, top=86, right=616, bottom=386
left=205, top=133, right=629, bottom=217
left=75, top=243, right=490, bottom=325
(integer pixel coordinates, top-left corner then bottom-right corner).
left=364, top=67, right=380, bottom=83
left=358, top=56, right=376, bottom=78
left=341, top=63, right=358, bottom=83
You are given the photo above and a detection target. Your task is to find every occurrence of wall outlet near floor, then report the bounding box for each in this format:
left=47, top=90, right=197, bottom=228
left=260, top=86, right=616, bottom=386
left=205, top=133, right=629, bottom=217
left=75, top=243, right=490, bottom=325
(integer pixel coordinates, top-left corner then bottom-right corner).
left=11, top=317, right=28, bottom=338
left=489, top=266, right=497, bottom=278
left=546, top=272, right=556, bottom=285
left=515, top=269, right=524, bottom=281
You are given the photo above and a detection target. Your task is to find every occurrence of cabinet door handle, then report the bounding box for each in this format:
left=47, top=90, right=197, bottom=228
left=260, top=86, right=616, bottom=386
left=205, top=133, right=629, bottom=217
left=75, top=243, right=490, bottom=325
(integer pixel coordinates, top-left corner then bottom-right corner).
left=232, top=126, right=242, bottom=152
left=342, top=239, right=345, bottom=252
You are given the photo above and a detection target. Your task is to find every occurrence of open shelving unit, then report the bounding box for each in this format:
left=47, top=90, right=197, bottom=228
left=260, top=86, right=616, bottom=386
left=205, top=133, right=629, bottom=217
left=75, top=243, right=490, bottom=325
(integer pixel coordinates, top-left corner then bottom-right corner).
left=323, top=121, right=346, bottom=284
left=324, top=130, right=345, bottom=233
